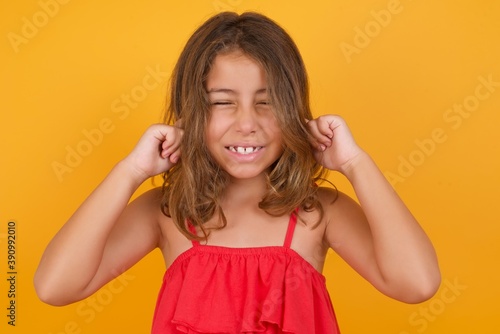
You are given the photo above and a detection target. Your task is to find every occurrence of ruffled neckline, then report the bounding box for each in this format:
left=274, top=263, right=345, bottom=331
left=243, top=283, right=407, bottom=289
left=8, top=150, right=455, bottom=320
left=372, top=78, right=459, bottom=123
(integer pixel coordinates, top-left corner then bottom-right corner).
left=152, top=244, right=339, bottom=333
left=165, top=244, right=326, bottom=282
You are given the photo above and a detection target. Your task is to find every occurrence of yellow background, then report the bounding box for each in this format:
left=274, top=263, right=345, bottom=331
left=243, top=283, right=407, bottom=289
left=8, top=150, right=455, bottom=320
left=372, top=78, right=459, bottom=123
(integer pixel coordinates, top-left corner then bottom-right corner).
left=1, top=0, right=499, bottom=333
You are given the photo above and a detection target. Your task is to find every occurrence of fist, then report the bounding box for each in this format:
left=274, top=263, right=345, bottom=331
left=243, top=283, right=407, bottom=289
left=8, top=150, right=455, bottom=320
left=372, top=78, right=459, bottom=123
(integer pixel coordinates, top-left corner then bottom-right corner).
left=306, top=115, right=363, bottom=173
left=123, top=123, right=183, bottom=180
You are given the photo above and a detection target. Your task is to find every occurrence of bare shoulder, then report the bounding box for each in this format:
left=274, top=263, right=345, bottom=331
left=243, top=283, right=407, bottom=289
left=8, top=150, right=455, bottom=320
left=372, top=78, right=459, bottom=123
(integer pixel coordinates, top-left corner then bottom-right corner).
left=127, top=187, right=165, bottom=224
left=316, top=186, right=360, bottom=217
left=117, top=186, right=166, bottom=247
left=122, top=186, right=190, bottom=268
left=316, top=186, right=367, bottom=250
left=131, top=186, right=164, bottom=208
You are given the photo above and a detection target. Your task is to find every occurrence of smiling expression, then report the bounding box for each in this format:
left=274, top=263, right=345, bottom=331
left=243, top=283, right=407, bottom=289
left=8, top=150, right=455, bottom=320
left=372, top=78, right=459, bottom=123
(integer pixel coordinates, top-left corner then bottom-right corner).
left=205, top=51, right=284, bottom=181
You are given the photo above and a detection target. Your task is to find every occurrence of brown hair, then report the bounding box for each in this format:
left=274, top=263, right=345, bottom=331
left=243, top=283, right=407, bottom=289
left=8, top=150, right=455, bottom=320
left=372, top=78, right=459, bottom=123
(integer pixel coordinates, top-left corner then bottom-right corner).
left=161, top=11, right=327, bottom=240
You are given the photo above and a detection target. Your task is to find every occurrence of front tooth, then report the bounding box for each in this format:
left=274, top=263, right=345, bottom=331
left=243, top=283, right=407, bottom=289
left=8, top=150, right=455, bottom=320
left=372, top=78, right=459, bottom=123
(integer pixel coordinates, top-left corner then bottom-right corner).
left=237, top=147, right=245, bottom=153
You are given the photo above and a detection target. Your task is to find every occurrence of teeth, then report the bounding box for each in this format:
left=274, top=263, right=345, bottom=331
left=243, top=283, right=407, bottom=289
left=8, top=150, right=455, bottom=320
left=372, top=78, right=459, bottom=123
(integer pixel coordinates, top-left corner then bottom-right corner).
left=228, top=146, right=261, bottom=154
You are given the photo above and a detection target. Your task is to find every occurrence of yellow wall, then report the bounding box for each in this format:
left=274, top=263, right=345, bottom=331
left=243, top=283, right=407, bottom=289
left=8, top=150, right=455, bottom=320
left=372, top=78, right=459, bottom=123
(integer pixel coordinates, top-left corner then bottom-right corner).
left=1, top=0, right=499, bottom=332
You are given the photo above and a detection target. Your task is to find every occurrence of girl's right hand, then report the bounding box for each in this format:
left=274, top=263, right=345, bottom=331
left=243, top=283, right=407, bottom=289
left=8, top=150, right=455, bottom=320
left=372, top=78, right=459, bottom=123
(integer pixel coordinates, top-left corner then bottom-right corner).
left=122, top=123, right=183, bottom=182
left=34, top=123, right=182, bottom=305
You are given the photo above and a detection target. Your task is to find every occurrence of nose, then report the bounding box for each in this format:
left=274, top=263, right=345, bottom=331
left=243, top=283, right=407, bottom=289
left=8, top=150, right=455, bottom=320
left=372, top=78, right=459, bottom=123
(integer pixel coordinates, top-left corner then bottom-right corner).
left=234, top=104, right=258, bottom=134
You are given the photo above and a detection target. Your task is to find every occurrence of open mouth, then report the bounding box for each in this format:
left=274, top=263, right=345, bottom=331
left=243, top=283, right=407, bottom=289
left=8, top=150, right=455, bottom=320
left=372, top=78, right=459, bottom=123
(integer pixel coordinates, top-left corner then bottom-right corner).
left=227, top=146, right=263, bottom=155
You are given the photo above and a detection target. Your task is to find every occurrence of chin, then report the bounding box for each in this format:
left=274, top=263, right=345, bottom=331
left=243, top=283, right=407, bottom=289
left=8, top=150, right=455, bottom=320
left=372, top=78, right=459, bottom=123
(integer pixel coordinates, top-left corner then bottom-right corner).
left=227, top=169, right=268, bottom=181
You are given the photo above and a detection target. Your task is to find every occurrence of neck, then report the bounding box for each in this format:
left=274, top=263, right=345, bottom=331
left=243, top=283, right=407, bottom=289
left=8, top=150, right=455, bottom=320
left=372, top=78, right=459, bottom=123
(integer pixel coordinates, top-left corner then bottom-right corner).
left=221, top=174, right=268, bottom=209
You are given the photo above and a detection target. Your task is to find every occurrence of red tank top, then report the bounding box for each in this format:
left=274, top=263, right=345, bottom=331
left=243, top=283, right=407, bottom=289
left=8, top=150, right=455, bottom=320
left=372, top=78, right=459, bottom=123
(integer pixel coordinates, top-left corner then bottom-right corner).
left=151, top=211, right=340, bottom=333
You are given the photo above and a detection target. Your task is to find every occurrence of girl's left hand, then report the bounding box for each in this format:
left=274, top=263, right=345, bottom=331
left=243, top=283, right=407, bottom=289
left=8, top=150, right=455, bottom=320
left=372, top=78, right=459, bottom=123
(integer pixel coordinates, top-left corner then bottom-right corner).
left=306, top=115, right=365, bottom=174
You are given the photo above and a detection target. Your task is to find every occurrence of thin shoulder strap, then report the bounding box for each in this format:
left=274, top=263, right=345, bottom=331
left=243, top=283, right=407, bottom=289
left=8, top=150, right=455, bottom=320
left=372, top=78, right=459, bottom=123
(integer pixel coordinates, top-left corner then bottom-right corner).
left=187, top=221, right=200, bottom=247
left=283, top=208, right=298, bottom=248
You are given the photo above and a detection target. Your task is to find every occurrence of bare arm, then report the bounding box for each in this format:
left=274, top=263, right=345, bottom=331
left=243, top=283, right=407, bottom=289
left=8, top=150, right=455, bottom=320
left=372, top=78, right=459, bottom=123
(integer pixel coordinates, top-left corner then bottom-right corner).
left=308, top=115, right=441, bottom=303
left=34, top=124, right=182, bottom=305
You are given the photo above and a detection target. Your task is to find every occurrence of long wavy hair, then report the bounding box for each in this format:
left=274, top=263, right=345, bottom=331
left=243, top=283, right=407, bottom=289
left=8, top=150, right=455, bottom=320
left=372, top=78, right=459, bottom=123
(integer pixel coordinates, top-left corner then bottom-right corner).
left=161, top=11, right=328, bottom=241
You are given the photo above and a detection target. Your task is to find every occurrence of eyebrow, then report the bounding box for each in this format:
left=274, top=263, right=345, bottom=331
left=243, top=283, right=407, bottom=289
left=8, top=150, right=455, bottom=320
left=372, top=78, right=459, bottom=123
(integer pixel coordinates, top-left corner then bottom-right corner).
left=207, top=88, right=268, bottom=94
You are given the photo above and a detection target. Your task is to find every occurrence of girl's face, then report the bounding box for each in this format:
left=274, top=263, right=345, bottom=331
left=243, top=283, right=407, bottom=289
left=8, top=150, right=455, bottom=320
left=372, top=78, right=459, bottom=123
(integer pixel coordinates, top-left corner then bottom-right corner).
left=205, top=51, right=284, bottom=181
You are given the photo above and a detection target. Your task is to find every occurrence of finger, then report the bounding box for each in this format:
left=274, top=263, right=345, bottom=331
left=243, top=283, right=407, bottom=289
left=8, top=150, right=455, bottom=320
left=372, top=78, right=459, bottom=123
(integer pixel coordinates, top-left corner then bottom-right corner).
left=169, top=148, right=181, bottom=164
left=308, top=120, right=332, bottom=148
left=305, top=123, right=328, bottom=151
left=316, top=116, right=337, bottom=139
left=161, top=138, right=176, bottom=158
left=161, top=129, right=183, bottom=158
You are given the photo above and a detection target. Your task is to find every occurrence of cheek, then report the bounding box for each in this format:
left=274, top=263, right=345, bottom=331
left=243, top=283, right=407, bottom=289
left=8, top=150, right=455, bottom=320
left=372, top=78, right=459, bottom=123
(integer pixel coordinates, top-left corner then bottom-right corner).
left=208, top=110, right=234, bottom=134
left=266, top=117, right=283, bottom=141
left=206, top=114, right=230, bottom=151
left=206, top=117, right=222, bottom=142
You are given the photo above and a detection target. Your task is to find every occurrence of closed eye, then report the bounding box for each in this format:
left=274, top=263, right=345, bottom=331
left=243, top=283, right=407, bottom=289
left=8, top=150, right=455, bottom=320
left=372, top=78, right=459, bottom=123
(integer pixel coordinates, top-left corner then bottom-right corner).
left=210, top=101, right=271, bottom=107
left=211, top=101, right=233, bottom=105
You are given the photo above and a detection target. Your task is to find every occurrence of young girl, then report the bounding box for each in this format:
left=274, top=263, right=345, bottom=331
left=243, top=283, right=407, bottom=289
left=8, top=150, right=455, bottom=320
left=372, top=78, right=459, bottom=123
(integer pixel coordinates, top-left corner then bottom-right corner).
left=34, top=12, right=441, bottom=333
